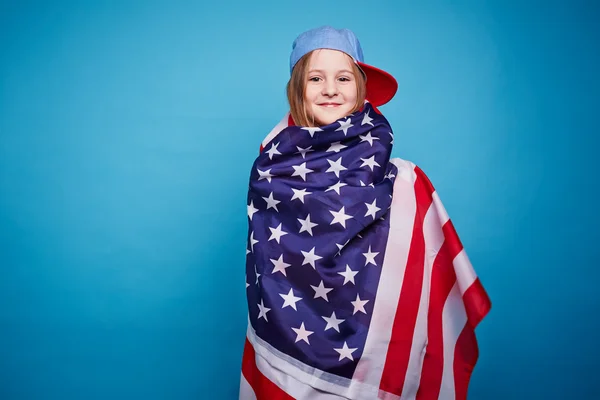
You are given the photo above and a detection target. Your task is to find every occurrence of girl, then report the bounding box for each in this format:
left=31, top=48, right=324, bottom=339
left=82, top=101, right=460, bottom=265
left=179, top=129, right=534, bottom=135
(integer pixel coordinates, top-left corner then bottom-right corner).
left=240, top=26, right=490, bottom=400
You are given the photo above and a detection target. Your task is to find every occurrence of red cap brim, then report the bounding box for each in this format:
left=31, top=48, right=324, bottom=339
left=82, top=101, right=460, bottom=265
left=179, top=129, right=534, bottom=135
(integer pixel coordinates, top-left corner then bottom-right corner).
left=357, top=61, right=398, bottom=107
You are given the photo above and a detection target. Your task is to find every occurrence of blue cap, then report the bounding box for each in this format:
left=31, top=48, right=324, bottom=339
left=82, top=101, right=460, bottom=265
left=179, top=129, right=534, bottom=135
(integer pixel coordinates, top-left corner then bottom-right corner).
left=290, top=26, right=364, bottom=74
left=288, top=26, right=398, bottom=107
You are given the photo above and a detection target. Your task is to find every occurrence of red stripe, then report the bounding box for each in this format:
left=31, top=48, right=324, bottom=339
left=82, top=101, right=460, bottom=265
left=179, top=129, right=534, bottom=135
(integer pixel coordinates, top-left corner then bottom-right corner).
left=241, top=339, right=294, bottom=400
left=379, top=167, right=432, bottom=396
left=463, top=278, right=491, bottom=328
left=415, top=239, right=458, bottom=399
left=453, top=323, right=479, bottom=400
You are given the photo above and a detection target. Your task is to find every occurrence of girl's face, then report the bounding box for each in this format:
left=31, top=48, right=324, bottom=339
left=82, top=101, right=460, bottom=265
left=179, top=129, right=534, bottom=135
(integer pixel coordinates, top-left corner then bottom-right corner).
left=304, top=49, right=359, bottom=126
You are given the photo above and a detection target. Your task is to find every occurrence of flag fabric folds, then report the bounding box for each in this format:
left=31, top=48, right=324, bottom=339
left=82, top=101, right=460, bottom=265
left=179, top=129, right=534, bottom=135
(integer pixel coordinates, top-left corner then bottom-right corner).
left=241, top=103, right=491, bottom=400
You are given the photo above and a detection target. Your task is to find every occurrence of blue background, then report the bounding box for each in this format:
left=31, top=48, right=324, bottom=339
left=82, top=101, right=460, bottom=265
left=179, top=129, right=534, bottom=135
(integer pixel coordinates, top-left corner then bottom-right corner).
left=1, top=1, right=598, bottom=399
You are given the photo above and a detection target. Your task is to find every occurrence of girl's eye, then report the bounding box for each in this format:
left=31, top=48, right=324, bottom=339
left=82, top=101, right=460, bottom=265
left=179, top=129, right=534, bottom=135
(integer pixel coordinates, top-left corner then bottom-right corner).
left=338, top=77, right=351, bottom=82
left=309, top=77, right=321, bottom=82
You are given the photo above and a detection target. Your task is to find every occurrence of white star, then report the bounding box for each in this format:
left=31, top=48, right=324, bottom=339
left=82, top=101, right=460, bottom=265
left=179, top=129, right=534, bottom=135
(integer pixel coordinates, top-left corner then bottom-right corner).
left=246, top=280, right=249, bottom=288
left=360, top=155, right=380, bottom=171
left=359, top=132, right=380, bottom=146
left=389, top=131, right=394, bottom=145
left=247, top=200, right=258, bottom=220
left=338, top=265, right=359, bottom=285
left=326, top=157, right=347, bottom=178
left=268, top=223, right=288, bottom=243
left=351, top=293, right=369, bottom=315
left=322, top=311, right=344, bottom=332
left=327, top=141, right=348, bottom=153
left=270, top=254, right=292, bottom=276
left=296, top=145, right=314, bottom=159
left=279, top=288, right=302, bottom=310
left=291, top=162, right=314, bottom=181
left=298, top=214, right=318, bottom=236
left=363, top=245, right=379, bottom=266
left=257, top=299, right=270, bottom=321
left=302, top=126, right=323, bottom=138
left=326, top=181, right=347, bottom=195
left=335, top=118, right=353, bottom=135
left=311, top=280, right=333, bottom=301
left=262, top=192, right=281, bottom=211
left=254, top=264, right=261, bottom=284
left=291, top=187, right=311, bottom=203
left=330, top=206, right=353, bottom=228
left=359, top=180, right=366, bottom=187
left=334, top=341, right=357, bottom=361
left=265, top=142, right=281, bottom=160
left=246, top=247, right=250, bottom=255
left=250, top=231, right=258, bottom=253
left=301, top=246, right=323, bottom=269
left=335, top=239, right=350, bottom=256
left=257, top=168, right=275, bottom=183
left=291, top=322, right=314, bottom=344
left=361, top=110, right=374, bottom=126
left=364, top=199, right=381, bottom=220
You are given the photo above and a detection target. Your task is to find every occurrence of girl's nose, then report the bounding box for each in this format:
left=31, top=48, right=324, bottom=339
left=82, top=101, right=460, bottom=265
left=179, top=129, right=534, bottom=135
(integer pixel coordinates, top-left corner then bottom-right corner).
left=322, top=81, right=338, bottom=97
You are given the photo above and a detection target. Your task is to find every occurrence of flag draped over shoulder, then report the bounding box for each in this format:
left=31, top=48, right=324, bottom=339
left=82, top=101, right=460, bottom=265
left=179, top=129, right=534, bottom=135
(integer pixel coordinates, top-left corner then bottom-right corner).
left=240, top=103, right=491, bottom=400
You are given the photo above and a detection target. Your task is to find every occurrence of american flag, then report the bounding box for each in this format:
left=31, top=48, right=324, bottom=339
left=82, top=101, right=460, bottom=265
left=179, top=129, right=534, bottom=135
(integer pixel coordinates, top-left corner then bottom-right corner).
left=241, top=103, right=491, bottom=400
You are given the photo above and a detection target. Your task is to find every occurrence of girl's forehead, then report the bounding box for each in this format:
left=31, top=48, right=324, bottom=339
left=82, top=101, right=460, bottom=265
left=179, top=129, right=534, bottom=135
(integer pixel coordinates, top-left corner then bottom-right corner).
left=308, top=49, right=354, bottom=70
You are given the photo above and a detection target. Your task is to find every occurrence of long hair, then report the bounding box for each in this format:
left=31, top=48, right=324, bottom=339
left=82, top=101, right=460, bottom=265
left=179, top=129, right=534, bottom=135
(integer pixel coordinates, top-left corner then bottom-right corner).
left=286, top=50, right=367, bottom=127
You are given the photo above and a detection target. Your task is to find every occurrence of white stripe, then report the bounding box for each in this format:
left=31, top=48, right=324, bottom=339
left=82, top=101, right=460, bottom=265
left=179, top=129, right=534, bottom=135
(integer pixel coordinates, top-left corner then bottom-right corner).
left=249, top=327, right=383, bottom=399
left=239, top=372, right=258, bottom=400
left=398, top=190, right=446, bottom=399
left=431, top=192, right=449, bottom=226
left=438, top=283, right=468, bottom=400
left=262, top=113, right=290, bottom=148
left=453, top=249, right=477, bottom=295
left=353, top=158, right=417, bottom=397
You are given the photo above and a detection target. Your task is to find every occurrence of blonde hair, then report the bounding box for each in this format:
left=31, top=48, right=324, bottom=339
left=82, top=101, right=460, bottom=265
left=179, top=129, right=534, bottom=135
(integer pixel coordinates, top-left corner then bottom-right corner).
left=286, top=50, right=367, bottom=127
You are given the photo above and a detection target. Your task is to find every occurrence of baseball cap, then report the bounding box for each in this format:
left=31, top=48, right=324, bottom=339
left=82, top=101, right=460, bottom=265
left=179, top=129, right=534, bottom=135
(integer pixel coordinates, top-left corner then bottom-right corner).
left=290, top=26, right=398, bottom=107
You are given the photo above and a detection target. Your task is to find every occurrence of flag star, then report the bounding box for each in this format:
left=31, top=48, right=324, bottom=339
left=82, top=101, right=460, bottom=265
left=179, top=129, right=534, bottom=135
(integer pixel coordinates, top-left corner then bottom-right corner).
left=326, top=181, right=347, bottom=195
left=254, top=264, right=261, bottom=284
left=268, top=223, right=288, bottom=243
left=330, top=206, right=353, bottom=228
left=326, top=157, right=347, bottom=178
left=351, top=293, right=369, bottom=315
left=298, top=214, right=318, bottom=236
left=246, top=247, right=250, bottom=255
left=302, top=126, right=323, bottom=138
left=389, top=131, right=394, bottom=145
left=335, top=239, right=350, bottom=256
left=301, top=246, right=323, bottom=269
left=327, top=141, right=348, bottom=153
left=262, top=192, right=281, bottom=211
left=291, top=187, right=311, bottom=203
left=311, top=280, right=333, bottom=301
left=334, top=341, right=358, bottom=361
left=246, top=279, right=250, bottom=288
left=363, top=245, right=379, bottom=266
left=335, top=118, right=354, bottom=135
left=292, top=162, right=314, bottom=181
left=257, top=168, right=275, bottom=183
left=280, top=288, right=302, bottom=310
left=359, top=131, right=380, bottom=146
left=292, top=322, right=314, bottom=344
left=360, top=155, right=381, bottom=171
left=296, top=145, right=314, bottom=159
left=247, top=200, right=259, bottom=220
left=257, top=299, right=270, bottom=321
left=271, top=254, right=292, bottom=276
left=365, top=199, right=381, bottom=220
left=265, top=142, right=281, bottom=160
left=359, top=180, right=366, bottom=187
left=322, top=311, right=345, bottom=332
left=338, top=265, right=359, bottom=285
left=250, top=231, right=259, bottom=253
left=361, top=110, right=374, bottom=126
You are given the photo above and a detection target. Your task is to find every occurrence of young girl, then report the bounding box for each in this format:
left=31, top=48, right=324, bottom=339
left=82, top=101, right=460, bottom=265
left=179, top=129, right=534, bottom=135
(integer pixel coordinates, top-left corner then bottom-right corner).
left=240, top=26, right=491, bottom=400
